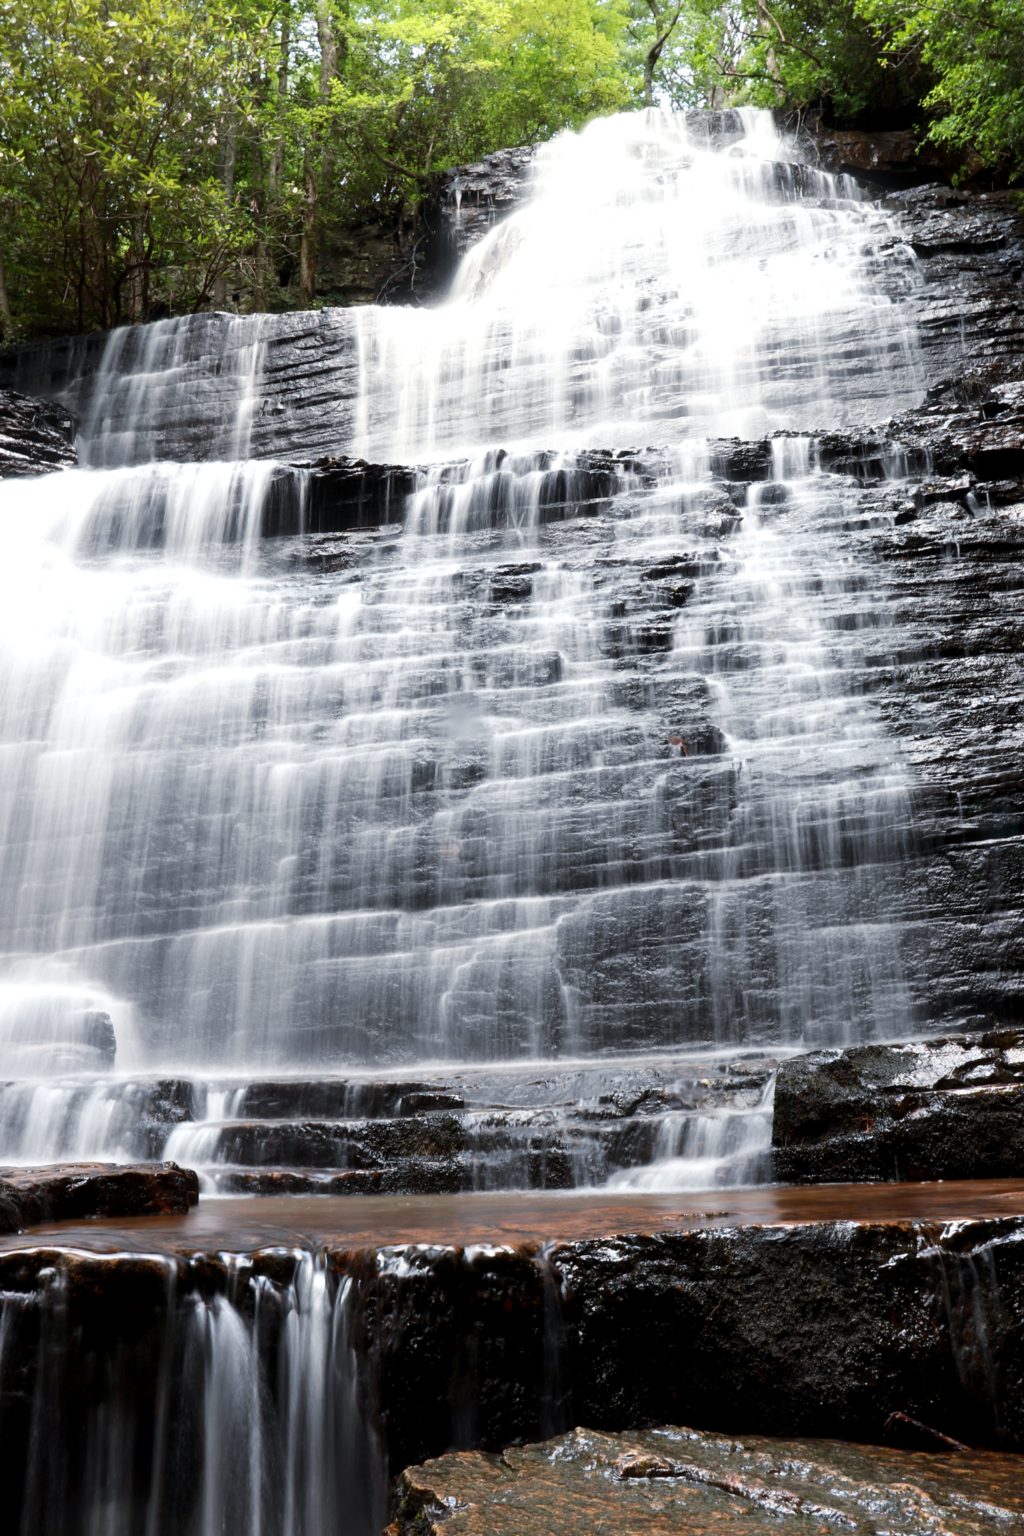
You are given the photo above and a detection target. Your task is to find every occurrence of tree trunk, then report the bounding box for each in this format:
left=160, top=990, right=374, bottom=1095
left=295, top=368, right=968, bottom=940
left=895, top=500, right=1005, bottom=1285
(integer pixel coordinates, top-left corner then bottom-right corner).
left=299, top=148, right=318, bottom=307
left=644, top=48, right=657, bottom=106
left=126, top=212, right=147, bottom=324
left=0, top=251, right=13, bottom=340
left=213, top=113, right=239, bottom=308
left=298, top=3, right=343, bottom=310
left=316, top=1, right=339, bottom=96
left=268, top=12, right=291, bottom=203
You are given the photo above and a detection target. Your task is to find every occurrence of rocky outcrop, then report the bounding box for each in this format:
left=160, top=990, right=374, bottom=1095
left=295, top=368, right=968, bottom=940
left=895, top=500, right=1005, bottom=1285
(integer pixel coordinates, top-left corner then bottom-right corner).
left=0, top=1161, right=199, bottom=1232
left=0, top=387, right=76, bottom=476
left=811, top=126, right=959, bottom=185
left=421, top=144, right=537, bottom=276
left=393, top=1424, right=1024, bottom=1535
left=772, top=1031, right=1024, bottom=1183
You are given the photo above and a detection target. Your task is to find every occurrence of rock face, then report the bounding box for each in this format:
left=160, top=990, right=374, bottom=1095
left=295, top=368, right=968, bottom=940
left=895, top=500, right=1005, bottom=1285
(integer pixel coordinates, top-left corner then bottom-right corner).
left=392, top=1424, right=1024, bottom=1535
left=356, top=1214, right=1024, bottom=1471
left=811, top=126, right=959, bottom=184
left=773, top=1031, right=1024, bottom=1182
left=0, top=1161, right=199, bottom=1232
left=421, top=144, right=537, bottom=275
left=0, top=387, right=76, bottom=476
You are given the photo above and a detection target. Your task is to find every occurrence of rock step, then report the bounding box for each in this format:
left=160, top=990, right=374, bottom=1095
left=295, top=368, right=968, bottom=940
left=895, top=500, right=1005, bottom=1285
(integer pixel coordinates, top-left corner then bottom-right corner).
left=170, top=1107, right=759, bottom=1191
left=0, top=1161, right=198, bottom=1232
left=772, top=1027, right=1024, bottom=1182
left=2, top=1199, right=1023, bottom=1512
left=204, top=1149, right=583, bottom=1195
left=0, top=1057, right=778, bottom=1191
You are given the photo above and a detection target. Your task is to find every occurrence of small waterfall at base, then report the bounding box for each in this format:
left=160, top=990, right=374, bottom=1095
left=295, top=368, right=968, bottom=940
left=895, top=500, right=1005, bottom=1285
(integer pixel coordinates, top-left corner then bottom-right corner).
left=0, top=106, right=929, bottom=1194
left=0, top=1251, right=386, bottom=1536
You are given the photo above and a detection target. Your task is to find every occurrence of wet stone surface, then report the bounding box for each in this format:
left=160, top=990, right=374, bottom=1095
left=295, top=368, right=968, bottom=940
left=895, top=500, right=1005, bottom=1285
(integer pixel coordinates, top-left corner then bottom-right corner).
left=2, top=1188, right=1023, bottom=1532
left=0, top=1160, right=198, bottom=1232
left=392, top=1424, right=1024, bottom=1535
left=773, top=1030, right=1024, bottom=1183
left=0, top=1056, right=778, bottom=1194
left=0, top=387, right=76, bottom=477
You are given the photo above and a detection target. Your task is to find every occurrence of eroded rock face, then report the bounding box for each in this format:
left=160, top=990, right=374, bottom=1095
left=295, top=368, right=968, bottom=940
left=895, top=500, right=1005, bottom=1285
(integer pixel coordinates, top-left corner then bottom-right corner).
left=0, top=1161, right=199, bottom=1232
left=773, top=1031, right=1024, bottom=1183
left=0, top=387, right=76, bottom=477
left=392, top=1424, right=1024, bottom=1535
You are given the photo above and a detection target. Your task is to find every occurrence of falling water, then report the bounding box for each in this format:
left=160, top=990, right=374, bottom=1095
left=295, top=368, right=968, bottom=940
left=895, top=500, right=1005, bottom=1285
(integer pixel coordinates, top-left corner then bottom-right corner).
left=0, top=107, right=926, bottom=1190
left=1, top=1249, right=385, bottom=1536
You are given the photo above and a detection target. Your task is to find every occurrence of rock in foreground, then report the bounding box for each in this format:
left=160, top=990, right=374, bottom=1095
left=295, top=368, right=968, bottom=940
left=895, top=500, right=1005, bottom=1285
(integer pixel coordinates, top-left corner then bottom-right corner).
left=773, top=1030, right=1024, bottom=1183
left=0, top=1162, right=199, bottom=1232
left=393, top=1424, right=1024, bottom=1535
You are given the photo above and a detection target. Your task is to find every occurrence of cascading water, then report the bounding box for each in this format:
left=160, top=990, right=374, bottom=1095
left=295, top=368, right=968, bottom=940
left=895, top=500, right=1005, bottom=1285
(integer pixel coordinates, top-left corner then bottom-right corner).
left=0, top=1249, right=386, bottom=1536
left=0, top=107, right=927, bottom=1192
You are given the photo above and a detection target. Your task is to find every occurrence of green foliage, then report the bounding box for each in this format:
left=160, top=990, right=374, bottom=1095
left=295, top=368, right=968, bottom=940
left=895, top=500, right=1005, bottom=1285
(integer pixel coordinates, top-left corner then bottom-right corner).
left=855, top=0, right=1024, bottom=175
left=728, top=0, right=920, bottom=123
left=0, top=0, right=631, bottom=334
left=0, top=0, right=257, bottom=333
left=623, top=0, right=740, bottom=108
left=322, top=0, right=629, bottom=221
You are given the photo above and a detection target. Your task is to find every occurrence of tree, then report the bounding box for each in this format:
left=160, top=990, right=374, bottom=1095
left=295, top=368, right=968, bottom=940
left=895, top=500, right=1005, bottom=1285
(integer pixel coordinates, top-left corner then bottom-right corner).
left=856, top=0, right=1024, bottom=176
left=623, top=0, right=738, bottom=108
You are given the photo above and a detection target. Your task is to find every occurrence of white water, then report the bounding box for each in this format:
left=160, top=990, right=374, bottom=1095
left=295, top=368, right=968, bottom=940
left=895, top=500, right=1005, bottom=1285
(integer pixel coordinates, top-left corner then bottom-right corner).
left=354, top=108, right=919, bottom=458
left=0, top=108, right=926, bottom=1190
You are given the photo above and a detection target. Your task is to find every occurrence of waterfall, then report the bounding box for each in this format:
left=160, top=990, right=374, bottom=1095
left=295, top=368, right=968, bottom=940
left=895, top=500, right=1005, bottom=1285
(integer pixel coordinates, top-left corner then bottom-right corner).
left=0, top=107, right=927, bottom=1190
left=0, top=1250, right=386, bottom=1536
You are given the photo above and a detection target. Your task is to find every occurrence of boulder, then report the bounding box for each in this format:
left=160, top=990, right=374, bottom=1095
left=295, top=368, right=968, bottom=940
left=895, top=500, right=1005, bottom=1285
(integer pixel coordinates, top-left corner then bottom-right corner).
left=772, top=1031, right=1024, bottom=1183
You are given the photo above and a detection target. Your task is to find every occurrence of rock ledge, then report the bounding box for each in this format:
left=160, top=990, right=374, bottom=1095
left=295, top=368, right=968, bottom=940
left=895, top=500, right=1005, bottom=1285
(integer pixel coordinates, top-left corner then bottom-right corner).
left=0, top=1161, right=200, bottom=1232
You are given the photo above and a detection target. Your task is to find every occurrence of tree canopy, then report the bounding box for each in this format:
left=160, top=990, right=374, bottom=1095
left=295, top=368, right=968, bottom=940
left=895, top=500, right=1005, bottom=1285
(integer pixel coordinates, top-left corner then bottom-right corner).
left=1, top=0, right=1021, bottom=338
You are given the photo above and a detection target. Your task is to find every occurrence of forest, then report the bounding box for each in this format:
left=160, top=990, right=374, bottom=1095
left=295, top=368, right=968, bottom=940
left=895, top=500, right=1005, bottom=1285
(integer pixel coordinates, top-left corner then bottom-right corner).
left=1, top=0, right=1021, bottom=337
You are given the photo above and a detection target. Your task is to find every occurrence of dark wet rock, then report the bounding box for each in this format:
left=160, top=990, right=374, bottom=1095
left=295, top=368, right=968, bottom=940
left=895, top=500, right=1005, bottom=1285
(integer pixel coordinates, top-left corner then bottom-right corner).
left=813, top=126, right=958, bottom=185
left=1, top=1188, right=1023, bottom=1536
left=291, top=456, right=420, bottom=533
left=34, top=1059, right=773, bottom=1196
left=345, top=1211, right=1024, bottom=1472
left=0, top=1161, right=198, bottom=1232
left=207, top=1112, right=468, bottom=1170
left=709, top=438, right=773, bottom=481
left=421, top=144, right=537, bottom=277
left=773, top=1031, right=1024, bottom=1183
left=0, top=1007, right=117, bottom=1074
left=0, top=387, right=76, bottom=477
left=79, top=1010, right=117, bottom=1062
left=392, top=1424, right=1024, bottom=1535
